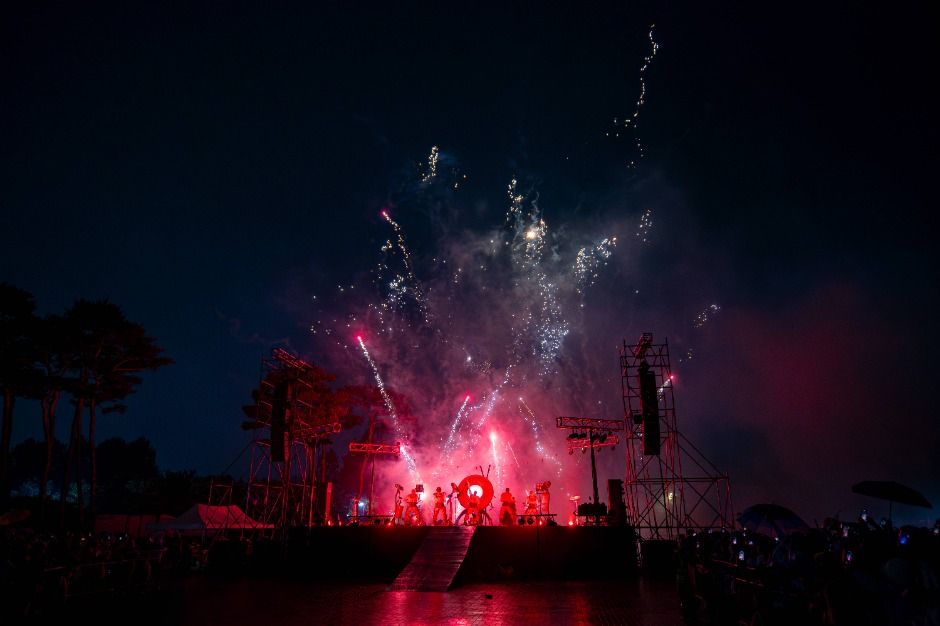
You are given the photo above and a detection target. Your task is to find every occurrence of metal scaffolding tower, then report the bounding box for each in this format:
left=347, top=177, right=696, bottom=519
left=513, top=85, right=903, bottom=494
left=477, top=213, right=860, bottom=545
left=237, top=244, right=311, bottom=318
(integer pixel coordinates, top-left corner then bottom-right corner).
left=621, top=333, right=734, bottom=540
left=244, top=348, right=341, bottom=529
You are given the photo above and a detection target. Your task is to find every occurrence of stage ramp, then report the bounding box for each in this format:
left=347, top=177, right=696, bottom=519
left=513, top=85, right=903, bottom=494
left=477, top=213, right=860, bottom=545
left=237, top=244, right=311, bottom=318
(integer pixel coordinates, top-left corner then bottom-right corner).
left=388, top=526, right=476, bottom=591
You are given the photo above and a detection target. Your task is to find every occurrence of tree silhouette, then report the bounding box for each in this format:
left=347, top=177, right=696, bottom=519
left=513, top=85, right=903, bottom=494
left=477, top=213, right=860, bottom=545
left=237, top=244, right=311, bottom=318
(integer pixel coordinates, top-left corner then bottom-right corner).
left=96, top=437, right=159, bottom=513
left=29, top=313, right=70, bottom=515
left=9, top=437, right=67, bottom=497
left=0, top=283, right=38, bottom=504
left=58, top=300, right=172, bottom=525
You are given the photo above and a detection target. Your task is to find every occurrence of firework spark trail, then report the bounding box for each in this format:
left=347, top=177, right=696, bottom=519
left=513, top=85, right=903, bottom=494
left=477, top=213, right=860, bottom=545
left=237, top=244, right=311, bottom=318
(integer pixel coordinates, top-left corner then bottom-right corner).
left=504, top=182, right=570, bottom=375
left=519, top=397, right=564, bottom=477
left=357, top=336, right=420, bottom=481
left=679, top=303, right=721, bottom=365
left=505, top=178, right=524, bottom=226
left=489, top=432, right=502, bottom=489
left=608, top=24, right=659, bottom=167
left=442, top=394, right=471, bottom=457
left=693, top=303, right=721, bottom=328
left=657, top=374, right=675, bottom=397
left=574, top=236, right=618, bottom=294
left=438, top=393, right=492, bottom=473
left=380, top=209, right=430, bottom=325
left=506, top=441, right=521, bottom=468
left=636, top=208, right=653, bottom=243
left=475, top=388, right=502, bottom=430
left=421, top=145, right=439, bottom=183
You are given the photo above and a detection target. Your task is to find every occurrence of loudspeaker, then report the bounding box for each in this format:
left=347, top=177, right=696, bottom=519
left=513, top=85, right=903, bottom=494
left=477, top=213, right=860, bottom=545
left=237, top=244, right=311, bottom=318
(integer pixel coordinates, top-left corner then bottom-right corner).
left=313, top=481, right=333, bottom=523
left=639, top=363, right=660, bottom=455
left=271, top=380, right=290, bottom=462
left=608, top=479, right=625, bottom=514
left=577, top=502, right=608, bottom=517
left=608, top=478, right=626, bottom=526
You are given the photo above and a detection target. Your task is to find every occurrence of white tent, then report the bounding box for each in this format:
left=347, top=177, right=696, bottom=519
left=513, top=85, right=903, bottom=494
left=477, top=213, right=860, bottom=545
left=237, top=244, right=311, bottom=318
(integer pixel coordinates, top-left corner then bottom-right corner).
left=148, top=504, right=272, bottom=532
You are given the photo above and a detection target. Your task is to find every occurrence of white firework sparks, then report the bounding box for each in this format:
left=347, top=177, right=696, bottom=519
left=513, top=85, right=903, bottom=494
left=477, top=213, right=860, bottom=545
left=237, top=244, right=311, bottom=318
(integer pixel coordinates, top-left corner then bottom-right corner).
left=574, top=236, right=618, bottom=293
left=636, top=208, right=653, bottom=243
left=608, top=24, right=660, bottom=167
left=693, top=303, right=721, bottom=328
left=421, top=145, right=439, bottom=183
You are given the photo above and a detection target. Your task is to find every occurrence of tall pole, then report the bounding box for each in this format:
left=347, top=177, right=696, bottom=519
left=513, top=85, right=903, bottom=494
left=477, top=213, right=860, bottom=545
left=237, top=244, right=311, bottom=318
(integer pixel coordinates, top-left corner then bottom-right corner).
left=369, top=455, right=376, bottom=515
left=590, top=429, right=600, bottom=526
left=312, top=439, right=317, bottom=528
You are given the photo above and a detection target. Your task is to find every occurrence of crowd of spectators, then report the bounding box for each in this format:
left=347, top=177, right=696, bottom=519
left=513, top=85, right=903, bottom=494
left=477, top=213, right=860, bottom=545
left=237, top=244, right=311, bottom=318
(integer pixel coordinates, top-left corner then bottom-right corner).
left=0, top=528, right=212, bottom=619
left=676, top=513, right=940, bottom=625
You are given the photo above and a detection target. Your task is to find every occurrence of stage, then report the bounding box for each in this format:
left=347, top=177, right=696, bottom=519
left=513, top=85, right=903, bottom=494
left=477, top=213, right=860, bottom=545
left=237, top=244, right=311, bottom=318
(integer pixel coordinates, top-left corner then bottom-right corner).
left=209, top=526, right=640, bottom=585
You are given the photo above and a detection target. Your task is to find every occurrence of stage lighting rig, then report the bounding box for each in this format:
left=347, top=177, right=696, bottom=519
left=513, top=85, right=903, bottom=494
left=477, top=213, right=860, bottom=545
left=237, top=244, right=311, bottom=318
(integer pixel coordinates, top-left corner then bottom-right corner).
left=348, top=442, right=402, bottom=516
left=556, top=416, right=625, bottom=525
left=566, top=433, right=619, bottom=453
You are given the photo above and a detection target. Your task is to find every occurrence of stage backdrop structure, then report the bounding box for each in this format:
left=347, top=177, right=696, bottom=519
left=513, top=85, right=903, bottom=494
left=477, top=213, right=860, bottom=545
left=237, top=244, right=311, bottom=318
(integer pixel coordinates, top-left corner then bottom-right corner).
left=620, top=333, right=735, bottom=540
left=242, top=348, right=342, bottom=530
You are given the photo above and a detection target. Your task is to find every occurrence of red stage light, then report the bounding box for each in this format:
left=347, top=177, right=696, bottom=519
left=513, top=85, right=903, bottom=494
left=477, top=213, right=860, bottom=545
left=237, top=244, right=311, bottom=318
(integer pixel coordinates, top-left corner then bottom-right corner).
left=568, top=521, right=574, bottom=526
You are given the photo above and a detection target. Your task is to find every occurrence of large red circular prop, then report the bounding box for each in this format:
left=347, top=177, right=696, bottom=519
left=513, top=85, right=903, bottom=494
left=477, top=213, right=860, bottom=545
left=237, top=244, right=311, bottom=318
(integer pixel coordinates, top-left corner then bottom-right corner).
left=456, top=474, right=494, bottom=509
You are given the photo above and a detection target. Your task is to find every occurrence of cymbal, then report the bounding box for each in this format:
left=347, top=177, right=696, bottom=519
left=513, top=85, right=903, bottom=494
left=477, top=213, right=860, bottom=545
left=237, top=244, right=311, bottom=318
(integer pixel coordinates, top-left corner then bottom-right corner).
left=569, top=495, right=581, bottom=501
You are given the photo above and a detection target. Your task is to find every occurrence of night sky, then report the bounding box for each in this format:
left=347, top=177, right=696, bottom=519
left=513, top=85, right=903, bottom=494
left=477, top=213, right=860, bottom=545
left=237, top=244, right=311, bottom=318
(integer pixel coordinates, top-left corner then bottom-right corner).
left=3, top=3, right=937, bottom=523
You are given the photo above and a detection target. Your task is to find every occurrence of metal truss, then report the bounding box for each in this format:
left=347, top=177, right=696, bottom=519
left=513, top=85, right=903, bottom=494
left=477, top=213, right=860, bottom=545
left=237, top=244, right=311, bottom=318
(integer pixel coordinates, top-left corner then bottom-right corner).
left=246, top=439, right=317, bottom=529
left=245, top=348, right=338, bottom=530
left=556, top=416, right=626, bottom=431
left=348, top=442, right=401, bottom=516
left=348, top=442, right=401, bottom=456
left=621, top=333, right=734, bottom=540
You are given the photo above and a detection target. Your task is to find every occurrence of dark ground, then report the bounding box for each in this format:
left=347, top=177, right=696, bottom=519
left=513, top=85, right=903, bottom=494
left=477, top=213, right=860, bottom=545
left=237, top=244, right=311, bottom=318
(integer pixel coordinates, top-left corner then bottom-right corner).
left=59, top=576, right=683, bottom=626
left=175, top=578, right=683, bottom=626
